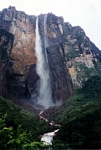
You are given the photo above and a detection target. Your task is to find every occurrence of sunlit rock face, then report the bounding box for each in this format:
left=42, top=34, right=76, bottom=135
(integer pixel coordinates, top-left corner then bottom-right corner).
left=0, top=29, right=14, bottom=97
left=62, top=25, right=101, bottom=88
left=0, top=7, right=74, bottom=104
left=0, top=6, right=37, bottom=98
left=0, top=6, right=101, bottom=106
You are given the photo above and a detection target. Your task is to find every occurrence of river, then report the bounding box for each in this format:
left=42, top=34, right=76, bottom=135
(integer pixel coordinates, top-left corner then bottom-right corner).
left=39, top=110, right=60, bottom=145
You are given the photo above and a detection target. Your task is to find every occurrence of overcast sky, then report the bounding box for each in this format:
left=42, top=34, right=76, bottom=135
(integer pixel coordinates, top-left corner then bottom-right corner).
left=0, top=0, right=101, bottom=49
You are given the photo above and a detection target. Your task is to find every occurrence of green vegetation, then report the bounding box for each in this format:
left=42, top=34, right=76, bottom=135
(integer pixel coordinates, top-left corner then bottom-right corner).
left=56, top=100, right=101, bottom=149
left=76, top=63, right=101, bottom=79
left=53, top=75, right=101, bottom=149
left=0, top=75, right=101, bottom=149
left=81, top=75, right=101, bottom=100
left=0, top=97, right=49, bottom=149
left=0, top=114, right=47, bottom=149
left=72, top=62, right=101, bottom=87
left=66, top=50, right=80, bottom=60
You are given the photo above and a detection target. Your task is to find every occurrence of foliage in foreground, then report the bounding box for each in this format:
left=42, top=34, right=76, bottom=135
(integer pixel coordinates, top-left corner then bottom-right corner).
left=54, top=75, right=101, bottom=149
left=0, top=114, right=47, bottom=149
left=55, top=100, right=101, bottom=149
left=0, top=75, right=101, bottom=149
left=0, top=97, right=49, bottom=149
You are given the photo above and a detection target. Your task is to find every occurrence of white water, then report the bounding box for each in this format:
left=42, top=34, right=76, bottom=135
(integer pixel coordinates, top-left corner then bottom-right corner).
left=44, top=14, right=48, bottom=62
left=41, top=129, right=59, bottom=145
left=39, top=110, right=60, bottom=145
left=35, top=16, right=53, bottom=109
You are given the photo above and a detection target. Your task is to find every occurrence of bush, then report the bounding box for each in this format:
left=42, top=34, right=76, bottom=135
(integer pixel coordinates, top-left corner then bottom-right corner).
left=82, top=75, right=101, bottom=99
left=56, top=100, right=101, bottom=149
left=0, top=97, right=50, bottom=149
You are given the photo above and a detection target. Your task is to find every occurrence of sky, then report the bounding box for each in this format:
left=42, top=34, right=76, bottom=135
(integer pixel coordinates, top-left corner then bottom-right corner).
left=0, top=0, right=101, bottom=49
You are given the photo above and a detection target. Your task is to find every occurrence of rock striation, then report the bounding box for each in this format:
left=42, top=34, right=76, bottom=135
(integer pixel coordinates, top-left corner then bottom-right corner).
left=0, top=6, right=101, bottom=105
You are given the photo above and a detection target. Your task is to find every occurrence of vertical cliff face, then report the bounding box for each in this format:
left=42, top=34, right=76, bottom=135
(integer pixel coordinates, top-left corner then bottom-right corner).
left=38, top=14, right=73, bottom=103
left=0, top=29, right=14, bottom=97
left=63, top=26, right=101, bottom=88
left=0, top=6, right=101, bottom=107
left=40, top=13, right=101, bottom=89
left=0, top=6, right=38, bottom=98
left=0, top=7, right=74, bottom=104
left=47, top=45, right=73, bottom=102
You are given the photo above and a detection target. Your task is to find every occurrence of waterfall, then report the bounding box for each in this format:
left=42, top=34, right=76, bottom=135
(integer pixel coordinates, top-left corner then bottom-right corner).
left=41, top=129, right=59, bottom=145
left=35, top=16, right=53, bottom=109
left=44, top=14, right=48, bottom=62
left=39, top=111, right=60, bottom=145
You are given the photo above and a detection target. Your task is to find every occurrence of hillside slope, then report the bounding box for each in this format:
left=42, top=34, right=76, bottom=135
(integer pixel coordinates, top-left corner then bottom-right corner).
left=0, top=96, right=50, bottom=149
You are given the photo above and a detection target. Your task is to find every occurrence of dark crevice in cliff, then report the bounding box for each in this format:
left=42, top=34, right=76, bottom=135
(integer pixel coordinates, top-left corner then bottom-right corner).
left=0, top=29, right=14, bottom=98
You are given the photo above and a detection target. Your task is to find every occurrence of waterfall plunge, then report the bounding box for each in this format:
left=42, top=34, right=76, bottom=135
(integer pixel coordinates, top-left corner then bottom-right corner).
left=35, top=16, right=53, bottom=109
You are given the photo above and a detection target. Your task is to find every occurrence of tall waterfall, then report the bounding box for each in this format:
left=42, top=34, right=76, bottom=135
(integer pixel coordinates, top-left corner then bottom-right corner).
left=35, top=16, right=53, bottom=109
left=44, top=14, right=48, bottom=62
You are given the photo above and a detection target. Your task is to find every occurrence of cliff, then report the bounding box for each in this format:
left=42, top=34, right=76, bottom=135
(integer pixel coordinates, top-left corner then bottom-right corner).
left=38, top=13, right=101, bottom=89
left=0, top=29, right=14, bottom=97
left=0, top=6, right=101, bottom=106
left=0, top=6, right=38, bottom=99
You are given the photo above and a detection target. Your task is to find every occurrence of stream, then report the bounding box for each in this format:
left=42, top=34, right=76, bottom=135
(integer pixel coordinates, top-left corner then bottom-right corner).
left=39, top=110, right=60, bottom=145
left=35, top=14, right=61, bottom=146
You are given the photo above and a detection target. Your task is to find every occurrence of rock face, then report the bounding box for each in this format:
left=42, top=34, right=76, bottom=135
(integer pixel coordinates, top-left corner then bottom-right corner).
left=38, top=13, right=101, bottom=90
left=0, top=6, right=101, bottom=105
left=0, top=29, right=14, bottom=97
left=0, top=6, right=38, bottom=98
left=46, top=14, right=101, bottom=88
left=0, top=7, right=74, bottom=103
left=47, top=45, right=73, bottom=102
left=62, top=25, right=101, bottom=88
